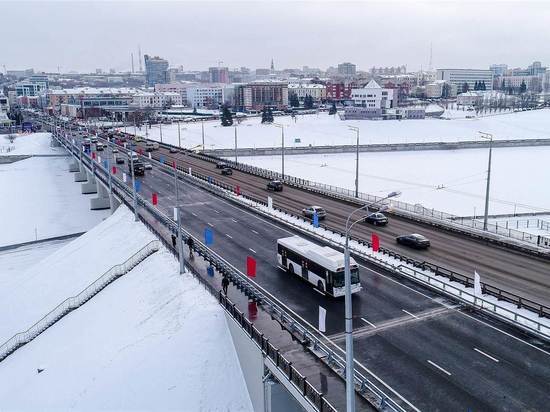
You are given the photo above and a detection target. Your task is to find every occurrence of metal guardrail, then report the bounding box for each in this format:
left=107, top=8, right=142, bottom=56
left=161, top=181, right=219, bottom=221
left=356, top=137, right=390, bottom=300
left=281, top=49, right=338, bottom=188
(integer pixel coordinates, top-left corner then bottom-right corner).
left=56, top=132, right=409, bottom=412
left=184, top=147, right=550, bottom=252
left=0, top=240, right=160, bottom=362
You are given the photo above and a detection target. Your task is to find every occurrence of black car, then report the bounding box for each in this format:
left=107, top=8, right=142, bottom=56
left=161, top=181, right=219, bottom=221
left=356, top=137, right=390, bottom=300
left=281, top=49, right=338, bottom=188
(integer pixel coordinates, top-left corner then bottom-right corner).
left=216, top=161, right=228, bottom=169
left=364, top=212, right=389, bottom=226
left=396, top=234, right=430, bottom=249
left=130, top=161, right=145, bottom=176
left=302, top=206, right=327, bottom=220
left=267, top=180, right=283, bottom=191
left=221, top=167, right=233, bottom=176
left=115, top=156, right=125, bottom=164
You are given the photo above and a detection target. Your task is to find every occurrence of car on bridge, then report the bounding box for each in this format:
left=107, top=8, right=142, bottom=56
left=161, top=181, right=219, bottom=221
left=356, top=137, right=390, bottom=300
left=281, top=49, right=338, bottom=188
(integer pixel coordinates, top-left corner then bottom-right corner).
left=364, top=212, right=389, bottom=226
left=169, top=147, right=179, bottom=153
left=145, top=142, right=159, bottom=151
left=221, top=167, right=233, bottom=176
left=144, top=163, right=153, bottom=170
left=115, top=156, right=125, bottom=164
left=95, top=142, right=105, bottom=151
left=216, top=161, right=228, bottom=169
left=302, top=206, right=327, bottom=220
left=396, top=233, right=430, bottom=249
left=267, top=180, right=283, bottom=191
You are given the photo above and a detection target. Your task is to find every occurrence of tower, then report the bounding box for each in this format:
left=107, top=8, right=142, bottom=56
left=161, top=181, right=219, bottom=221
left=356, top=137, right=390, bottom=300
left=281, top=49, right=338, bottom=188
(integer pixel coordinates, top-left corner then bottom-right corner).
left=131, top=53, right=134, bottom=73
left=271, top=58, right=275, bottom=71
left=428, top=42, right=433, bottom=72
left=138, top=45, right=143, bottom=73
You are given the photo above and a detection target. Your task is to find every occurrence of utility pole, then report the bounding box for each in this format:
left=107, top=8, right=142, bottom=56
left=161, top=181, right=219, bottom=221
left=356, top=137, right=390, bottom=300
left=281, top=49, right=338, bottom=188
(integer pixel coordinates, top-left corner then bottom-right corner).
left=159, top=120, right=163, bottom=143
left=174, top=161, right=185, bottom=274
left=130, top=151, right=138, bottom=222
left=348, top=126, right=360, bottom=198
left=201, top=120, right=205, bottom=151
left=479, top=131, right=493, bottom=231
left=274, top=123, right=285, bottom=178
left=177, top=119, right=181, bottom=148
left=234, top=125, right=238, bottom=164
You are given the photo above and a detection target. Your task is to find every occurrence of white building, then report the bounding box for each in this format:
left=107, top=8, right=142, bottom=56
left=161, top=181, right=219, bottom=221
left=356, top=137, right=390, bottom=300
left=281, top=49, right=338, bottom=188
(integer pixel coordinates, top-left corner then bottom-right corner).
left=425, top=80, right=457, bottom=98
left=457, top=90, right=508, bottom=106
left=288, top=83, right=327, bottom=101
left=132, top=92, right=183, bottom=108
left=186, top=86, right=224, bottom=109
left=351, top=80, right=394, bottom=109
left=436, top=68, right=494, bottom=91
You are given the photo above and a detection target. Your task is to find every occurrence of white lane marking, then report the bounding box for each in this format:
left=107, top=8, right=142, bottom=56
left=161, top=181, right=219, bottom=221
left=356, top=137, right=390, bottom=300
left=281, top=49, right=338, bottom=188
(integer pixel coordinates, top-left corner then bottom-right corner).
left=208, top=222, right=214, bottom=227
left=361, top=318, right=377, bottom=328
left=249, top=248, right=257, bottom=254
left=231, top=218, right=238, bottom=223
left=213, top=209, right=220, bottom=214
left=251, top=229, right=259, bottom=235
left=427, top=360, right=452, bottom=376
left=191, top=212, right=197, bottom=217
left=402, top=309, right=418, bottom=319
left=225, top=233, right=233, bottom=239
left=474, top=347, right=500, bottom=363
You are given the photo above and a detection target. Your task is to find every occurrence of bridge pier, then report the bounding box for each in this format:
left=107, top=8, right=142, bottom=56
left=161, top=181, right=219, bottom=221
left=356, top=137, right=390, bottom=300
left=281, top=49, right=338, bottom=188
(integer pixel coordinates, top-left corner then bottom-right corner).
left=68, top=159, right=80, bottom=173
left=90, top=181, right=110, bottom=210
left=74, top=162, right=87, bottom=182
left=81, top=170, right=97, bottom=194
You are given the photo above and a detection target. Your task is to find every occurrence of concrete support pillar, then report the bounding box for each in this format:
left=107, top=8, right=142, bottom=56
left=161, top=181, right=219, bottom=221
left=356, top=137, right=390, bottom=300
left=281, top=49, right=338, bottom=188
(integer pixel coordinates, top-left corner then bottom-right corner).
left=90, top=181, right=110, bottom=210
left=74, top=162, right=87, bottom=182
left=110, top=193, right=121, bottom=213
left=68, top=160, right=80, bottom=173
left=81, top=170, right=97, bottom=194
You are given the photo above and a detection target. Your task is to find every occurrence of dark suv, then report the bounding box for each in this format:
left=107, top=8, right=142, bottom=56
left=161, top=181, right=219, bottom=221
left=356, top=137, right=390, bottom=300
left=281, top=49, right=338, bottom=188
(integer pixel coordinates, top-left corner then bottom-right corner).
left=221, top=167, right=233, bottom=176
left=396, top=234, right=430, bottom=249
left=364, top=212, right=389, bottom=226
left=267, top=180, right=283, bottom=191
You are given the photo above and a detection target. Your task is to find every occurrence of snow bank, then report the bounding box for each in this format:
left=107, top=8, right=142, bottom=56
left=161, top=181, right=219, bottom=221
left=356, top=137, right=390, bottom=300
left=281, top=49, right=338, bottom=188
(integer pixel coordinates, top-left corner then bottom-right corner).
left=132, top=108, right=550, bottom=150
left=0, top=205, right=156, bottom=343
left=0, top=132, right=64, bottom=156
left=0, top=248, right=253, bottom=410
left=0, top=156, right=109, bottom=247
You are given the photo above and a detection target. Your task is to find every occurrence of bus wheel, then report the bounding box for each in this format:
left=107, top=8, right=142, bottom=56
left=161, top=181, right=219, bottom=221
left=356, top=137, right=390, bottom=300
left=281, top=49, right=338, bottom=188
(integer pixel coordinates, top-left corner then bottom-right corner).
left=317, top=281, right=325, bottom=293
left=288, top=264, right=294, bottom=275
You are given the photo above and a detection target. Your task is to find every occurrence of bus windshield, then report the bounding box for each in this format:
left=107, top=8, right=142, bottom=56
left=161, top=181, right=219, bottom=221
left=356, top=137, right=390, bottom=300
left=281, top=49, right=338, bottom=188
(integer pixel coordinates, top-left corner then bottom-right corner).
left=333, top=268, right=360, bottom=287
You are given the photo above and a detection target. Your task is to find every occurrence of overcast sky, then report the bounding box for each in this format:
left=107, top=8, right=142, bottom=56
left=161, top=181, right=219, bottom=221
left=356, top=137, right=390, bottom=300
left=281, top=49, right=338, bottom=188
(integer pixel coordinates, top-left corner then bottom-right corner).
left=1, top=0, right=549, bottom=73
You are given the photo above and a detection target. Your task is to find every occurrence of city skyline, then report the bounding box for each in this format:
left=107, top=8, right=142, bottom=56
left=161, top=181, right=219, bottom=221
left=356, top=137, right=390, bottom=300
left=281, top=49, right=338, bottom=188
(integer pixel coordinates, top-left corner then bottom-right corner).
left=1, top=1, right=549, bottom=73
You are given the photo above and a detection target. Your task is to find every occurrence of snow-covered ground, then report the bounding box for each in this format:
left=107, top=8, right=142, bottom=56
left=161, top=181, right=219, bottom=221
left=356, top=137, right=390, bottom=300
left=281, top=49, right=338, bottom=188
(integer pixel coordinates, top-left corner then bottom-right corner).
left=236, top=146, right=550, bottom=217
left=134, top=108, right=550, bottom=150
left=0, top=133, right=109, bottom=247
left=0, top=132, right=66, bottom=156
left=0, top=206, right=252, bottom=410
left=487, top=215, right=550, bottom=236
left=0, top=206, right=157, bottom=343
left=0, top=239, right=73, bottom=289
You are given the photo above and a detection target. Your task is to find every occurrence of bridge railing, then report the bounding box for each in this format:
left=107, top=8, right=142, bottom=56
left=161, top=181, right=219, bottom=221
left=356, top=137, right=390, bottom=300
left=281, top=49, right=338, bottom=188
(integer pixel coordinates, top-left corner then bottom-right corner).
left=56, top=132, right=409, bottom=412
left=0, top=240, right=159, bottom=362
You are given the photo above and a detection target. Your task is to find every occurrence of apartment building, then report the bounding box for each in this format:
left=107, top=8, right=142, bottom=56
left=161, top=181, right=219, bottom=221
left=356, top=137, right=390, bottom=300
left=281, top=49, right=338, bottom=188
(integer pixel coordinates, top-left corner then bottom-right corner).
left=436, top=68, right=494, bottom=91
left=235, top=81, right=288, bottom=111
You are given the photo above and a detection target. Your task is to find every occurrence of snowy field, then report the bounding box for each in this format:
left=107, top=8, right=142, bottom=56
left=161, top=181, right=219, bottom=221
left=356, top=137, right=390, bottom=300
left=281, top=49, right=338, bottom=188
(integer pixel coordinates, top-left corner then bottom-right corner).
left=236, top=146, right=550, bottom=217
left=0, top=206, right=252, bottom=410
left=134, top=108, right=550, bottom=150
left=0, top=239, right=73, bottom=289
left=0, top=133, right=109, bottom=247
left=0, top=132, right=66, bottom=156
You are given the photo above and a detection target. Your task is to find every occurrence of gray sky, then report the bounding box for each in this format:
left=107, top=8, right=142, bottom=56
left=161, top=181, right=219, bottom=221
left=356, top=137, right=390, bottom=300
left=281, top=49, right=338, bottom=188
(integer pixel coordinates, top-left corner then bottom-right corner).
left=1, top=0, right=549, bottom=73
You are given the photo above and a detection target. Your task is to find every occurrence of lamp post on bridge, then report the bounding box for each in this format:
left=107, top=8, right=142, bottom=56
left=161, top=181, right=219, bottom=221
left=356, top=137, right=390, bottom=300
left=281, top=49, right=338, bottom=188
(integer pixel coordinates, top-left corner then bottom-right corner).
left=478, top=131, right=494, bottom=231
left=348, top=126, right=360, bottom=198
left=273, top=123, right=285, bottom=178
left=343, top=190, right=401, bottom=412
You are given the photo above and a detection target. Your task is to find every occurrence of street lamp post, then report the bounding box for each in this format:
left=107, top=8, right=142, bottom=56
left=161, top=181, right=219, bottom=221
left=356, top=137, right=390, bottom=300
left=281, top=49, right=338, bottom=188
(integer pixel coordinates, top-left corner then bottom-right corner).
left=201, top=120, right=205, bottom=151
left=274, top=123, right=285, bottom=178
left=348, top=126, right=360, bottom=198
left=234, top=125, right=238, bottom=164
left=478, top=131, right=493, bottom=231
left=174, top=161, right=185, bottom=274
left=159, top=120, right=163, bottom=143
left=130, top=150, right=138, bottom=222
left=177, top=120, right=181, bottom=148
left=343, top=190, right=401, bottom=412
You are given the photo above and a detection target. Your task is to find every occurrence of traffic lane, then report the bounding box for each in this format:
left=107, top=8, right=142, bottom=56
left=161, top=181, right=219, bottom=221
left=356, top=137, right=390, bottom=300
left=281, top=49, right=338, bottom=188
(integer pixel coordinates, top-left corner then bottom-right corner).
left=350, top=308, right=550, bottom=411
left=137, top=165, right=446, bottom=335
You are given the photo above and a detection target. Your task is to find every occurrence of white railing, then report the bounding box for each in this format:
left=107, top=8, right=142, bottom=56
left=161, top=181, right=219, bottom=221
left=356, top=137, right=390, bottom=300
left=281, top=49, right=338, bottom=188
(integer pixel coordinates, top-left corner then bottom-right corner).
left=0, top=240, right=160, bottom=362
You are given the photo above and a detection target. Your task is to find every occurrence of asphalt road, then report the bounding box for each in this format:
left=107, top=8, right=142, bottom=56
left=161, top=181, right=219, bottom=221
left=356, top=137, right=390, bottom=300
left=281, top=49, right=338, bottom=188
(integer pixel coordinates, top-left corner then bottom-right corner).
left=137, top=142, right=550, bottom=308
left=73, top=132, right=550, bottom=412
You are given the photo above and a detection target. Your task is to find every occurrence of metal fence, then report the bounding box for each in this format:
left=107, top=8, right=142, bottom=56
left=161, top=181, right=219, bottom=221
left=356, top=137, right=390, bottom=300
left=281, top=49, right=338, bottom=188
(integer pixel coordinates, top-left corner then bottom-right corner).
left=187, top=148, right=550, bottom=251
left=0, top=240, right=160, bottom=362
left=57, top=132, right=409, bottom=412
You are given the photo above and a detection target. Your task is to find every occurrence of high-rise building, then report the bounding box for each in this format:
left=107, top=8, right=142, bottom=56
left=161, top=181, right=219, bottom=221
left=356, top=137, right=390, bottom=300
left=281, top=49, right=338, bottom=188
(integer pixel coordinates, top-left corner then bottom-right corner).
left=208, top=67, right=229, bottom=83
left=436, top=68, right=494, bottom=92
left=144, top=54, right=169, bottom=87
left=489, top=64, right=508, bottom=76
left=337, top=62, right=356, bottom=77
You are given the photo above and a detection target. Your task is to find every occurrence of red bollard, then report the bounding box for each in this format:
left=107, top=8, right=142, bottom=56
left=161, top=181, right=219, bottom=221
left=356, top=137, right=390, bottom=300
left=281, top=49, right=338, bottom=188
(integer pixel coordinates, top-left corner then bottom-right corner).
left=152, top=193, right=158, bottom=206
left=246, top=256, right=256, bottom=277
left=372, top=233, right=380, bottom=252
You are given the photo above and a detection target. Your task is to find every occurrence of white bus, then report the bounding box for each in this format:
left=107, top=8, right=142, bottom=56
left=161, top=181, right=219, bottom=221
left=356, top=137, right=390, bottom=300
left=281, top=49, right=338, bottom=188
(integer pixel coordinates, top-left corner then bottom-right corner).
left=277, top=236, right=362, bottom=297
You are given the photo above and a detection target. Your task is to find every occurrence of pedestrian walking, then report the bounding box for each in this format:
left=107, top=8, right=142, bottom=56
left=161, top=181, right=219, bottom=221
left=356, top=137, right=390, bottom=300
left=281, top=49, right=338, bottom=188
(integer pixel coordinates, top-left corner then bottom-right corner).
left=171, top=233, right=176, bottom=249
left=187, top=236, right=194, bottom=258
left=222, top=276, right=229, bottom=295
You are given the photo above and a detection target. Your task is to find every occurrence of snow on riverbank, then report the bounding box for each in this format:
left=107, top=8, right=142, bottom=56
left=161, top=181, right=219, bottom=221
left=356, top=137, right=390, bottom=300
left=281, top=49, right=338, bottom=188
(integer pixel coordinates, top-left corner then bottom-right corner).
left=0, top=150, right=109, bottom=247
left=0, top=205, right=156, bottom=343
left=0, top=209, right=252, bottom=410
left=134, top=108, right=550, bottom=150
left=236, top=146, right=550, bottom=216
left=0, top=132, right=65, bottom=156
